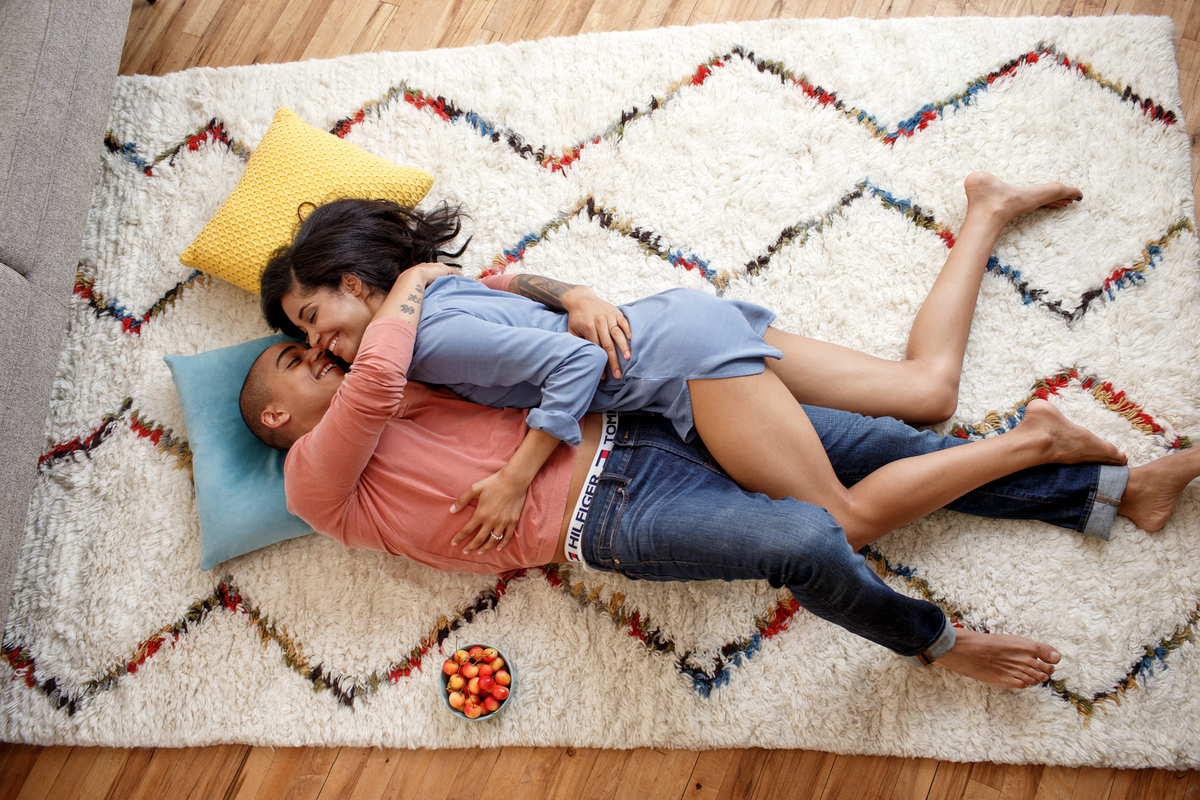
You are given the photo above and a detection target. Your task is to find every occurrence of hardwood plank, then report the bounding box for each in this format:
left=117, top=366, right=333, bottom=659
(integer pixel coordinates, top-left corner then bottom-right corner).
left=120, top=0, right=190, bottom=75
left=963, top=781, right=1001, bottom=800
left=682, top=749, right=738, bottom=800
left=208, top=0, right=297, bottom=67
left=445, top=748, right=501, bottom=799
left=748, top=749, right=805, bottom=800
left=615, top=747, right=666, bottom=799
left=97, top=748, right=156, bottom=800
left=150, top=747, right=219, bottom=800
left=186, top=0, right=248, bottom=71
left=75, top=748, right=132, bottom=800
left=347, top=748, right=406, bottom=800
left=546, top=747, right=603, bottom=800
left=481, top=0, right=518, bottom=35
left=252, top=747, right=338, bottom=800
left=37, top=747, right=100, bottom=800
left=434, top=0, right=502, bottom=48
left=475, top=747, right=533, bottom=800
left=820, top=755, right=903, bottom=800
left=1186, top=0, right=1200, bottom=39
left=12, top=745, right=70, bottom=800
left=650, top=750, right=703, bottom=800
left=300, top=0, right=390, bottom=61
left=352, top=2, right=399, bottom=53
left=659, top=0, right=702, bottom=27
left=379, top=748, right=437, bottom=800
left=254, top=0, right=336, bottom=65
left=410, top=748, right=462, bottom=800
left=1069, top=767, right=1115, bottom=800
left=1032, top=766, right=1078, bottom=800
left=889, top=757, right=938, bottom=800
left=226, top=747, right=278, bottom=800
left=579, top=749, right=636, bottom=800
left=317, top=746, right=375, bottom=800
left=716, top=748, right=772, bottom=800
left=971, top=762, right=1007, bottom=792
left=515, top=746, right=570, bottom=798
left=997, top=764, right=1043, bottom=800
left=927, top=761, right=973, bottom=800
left=157, top=31, right=202, bottom=76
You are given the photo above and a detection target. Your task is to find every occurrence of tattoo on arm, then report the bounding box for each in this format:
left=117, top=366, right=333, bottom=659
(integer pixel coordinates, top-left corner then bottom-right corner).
left=399, top=304, right=416, bottom=315
left=407, top=293, right=421, bottom=303
left=510, top=275, right=578, bottom=312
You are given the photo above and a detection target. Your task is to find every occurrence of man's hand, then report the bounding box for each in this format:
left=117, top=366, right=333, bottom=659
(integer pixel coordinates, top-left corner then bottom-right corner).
left=450, top=468, right=529, bottom=554
left=560, top=286, right=631, bottom=379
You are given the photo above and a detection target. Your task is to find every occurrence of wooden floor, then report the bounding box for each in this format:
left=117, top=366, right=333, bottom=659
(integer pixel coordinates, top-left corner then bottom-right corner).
left=5, top=0, right=1200, bottom=798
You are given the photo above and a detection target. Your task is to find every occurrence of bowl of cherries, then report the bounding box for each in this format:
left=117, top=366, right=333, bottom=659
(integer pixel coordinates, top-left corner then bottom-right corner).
left=439, top=643, right=515, bottom=720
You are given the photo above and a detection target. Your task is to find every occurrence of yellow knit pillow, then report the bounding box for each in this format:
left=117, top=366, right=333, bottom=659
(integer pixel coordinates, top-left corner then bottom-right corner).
left=180, top=107, right=434, bottom=294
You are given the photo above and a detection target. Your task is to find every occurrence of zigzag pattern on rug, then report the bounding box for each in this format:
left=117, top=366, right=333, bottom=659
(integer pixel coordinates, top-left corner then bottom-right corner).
left=480, top=184, right=1190, bottom=321
left=70, top=182, right=1187, bottom=332
left=16, top=359, right=1191, bottom=717
left=101, top=44, right=1177, bottom=179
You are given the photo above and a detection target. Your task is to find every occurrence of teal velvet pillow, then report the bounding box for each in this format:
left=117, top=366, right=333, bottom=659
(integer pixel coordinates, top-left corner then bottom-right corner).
left=165, top=335, right=314, bottom=570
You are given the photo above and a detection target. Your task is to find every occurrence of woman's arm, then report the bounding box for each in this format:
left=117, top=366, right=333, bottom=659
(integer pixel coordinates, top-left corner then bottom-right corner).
left=376, top=262, right=460, bottom=325
left=485, top=274, right=632, bottom=379
left=449, top=427, right=562, bottom=555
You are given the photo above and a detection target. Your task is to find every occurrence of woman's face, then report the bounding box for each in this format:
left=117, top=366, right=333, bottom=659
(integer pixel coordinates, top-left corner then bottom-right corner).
left=281, top=276, right=375, bottom=362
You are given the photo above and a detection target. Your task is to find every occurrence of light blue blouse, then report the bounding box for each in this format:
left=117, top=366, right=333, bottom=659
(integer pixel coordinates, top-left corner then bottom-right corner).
left=408, top=276, right=781, bottom=446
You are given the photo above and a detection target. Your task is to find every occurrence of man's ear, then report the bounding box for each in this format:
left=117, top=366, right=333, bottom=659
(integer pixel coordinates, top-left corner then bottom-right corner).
left=261, top=406, right=291, bottom=431
left=341, top=274, right=363, bottom=297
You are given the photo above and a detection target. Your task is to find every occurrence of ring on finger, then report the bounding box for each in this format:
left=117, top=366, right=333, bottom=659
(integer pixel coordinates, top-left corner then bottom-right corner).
left=490, top=531, right=503, bottom=541
left=610, top=324, right=620, bottom=332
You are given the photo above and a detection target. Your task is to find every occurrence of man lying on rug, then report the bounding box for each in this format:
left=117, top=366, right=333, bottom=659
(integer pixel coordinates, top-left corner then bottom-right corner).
left=257, top=173, right=1112, bottom=559
left=238, top=259, right=1200, bottom=692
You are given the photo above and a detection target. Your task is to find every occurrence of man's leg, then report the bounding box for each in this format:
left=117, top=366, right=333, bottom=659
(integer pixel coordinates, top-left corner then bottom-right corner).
left=579, top=413, right=1059, bottom=689
left=800, top=404, right=1129, bottom=545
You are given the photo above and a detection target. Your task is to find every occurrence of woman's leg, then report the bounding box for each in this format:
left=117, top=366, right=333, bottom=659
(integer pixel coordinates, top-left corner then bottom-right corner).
left=688, top=369, right=1125, bottom=551
left=764, top=173, right=1082, bottom=424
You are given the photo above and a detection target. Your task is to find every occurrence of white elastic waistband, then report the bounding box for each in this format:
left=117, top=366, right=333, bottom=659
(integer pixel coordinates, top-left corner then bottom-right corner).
left=564, top=412, right=620, bottom=569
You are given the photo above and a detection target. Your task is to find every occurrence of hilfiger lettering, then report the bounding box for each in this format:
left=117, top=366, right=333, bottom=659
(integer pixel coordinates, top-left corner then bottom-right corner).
left=564, top=412, right=619, bottom=569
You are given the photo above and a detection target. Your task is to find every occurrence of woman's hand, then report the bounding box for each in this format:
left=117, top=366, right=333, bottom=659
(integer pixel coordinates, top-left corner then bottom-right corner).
left=450, top=468, right=530, bottom=555
left=560, top=286, right=632, bottom=379
left=375, top=263, right=461, bottom=326
left=403, top=262, right=461, bottom=289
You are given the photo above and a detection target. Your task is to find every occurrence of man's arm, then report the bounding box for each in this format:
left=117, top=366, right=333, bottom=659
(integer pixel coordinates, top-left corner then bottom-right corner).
left=483, top=273, right=632, bottom=379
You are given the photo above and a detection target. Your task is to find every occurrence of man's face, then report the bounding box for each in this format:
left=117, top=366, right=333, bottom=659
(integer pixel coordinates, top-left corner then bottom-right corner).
left=261, top=342, right=346, bottom=438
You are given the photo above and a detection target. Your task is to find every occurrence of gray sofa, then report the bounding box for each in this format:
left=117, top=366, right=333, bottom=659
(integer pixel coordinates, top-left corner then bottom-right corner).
left=0, top=0, right=132, bottom=631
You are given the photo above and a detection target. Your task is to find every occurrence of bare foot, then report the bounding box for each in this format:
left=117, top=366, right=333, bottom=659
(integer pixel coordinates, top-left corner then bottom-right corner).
left=1119, top=447, right=1200, bottom=531
left=935, top=627, right=1060, bottom=689
left=963, top=171, right=1082, bottom=222
left=1013, top=399, right=1127, bottom=466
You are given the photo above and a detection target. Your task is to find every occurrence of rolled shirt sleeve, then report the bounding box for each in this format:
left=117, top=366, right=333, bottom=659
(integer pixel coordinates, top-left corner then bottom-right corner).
left=410, top=311, right=606, bottom=446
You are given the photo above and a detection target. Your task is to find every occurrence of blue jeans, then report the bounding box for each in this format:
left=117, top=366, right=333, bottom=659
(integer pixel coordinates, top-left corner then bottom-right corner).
left=579, top=409, right=1127, bottom=663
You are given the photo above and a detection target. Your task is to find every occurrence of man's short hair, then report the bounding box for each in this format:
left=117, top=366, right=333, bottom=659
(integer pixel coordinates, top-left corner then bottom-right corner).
left=240, top=352, right=295, bottom=451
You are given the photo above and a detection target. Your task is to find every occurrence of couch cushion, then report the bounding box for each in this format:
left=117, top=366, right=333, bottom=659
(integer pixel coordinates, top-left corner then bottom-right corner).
left=0, top=0, right=131, bottom=631
left=0, top=266, right=69, bottom=633
left=0, top=0, right=130, bottom=295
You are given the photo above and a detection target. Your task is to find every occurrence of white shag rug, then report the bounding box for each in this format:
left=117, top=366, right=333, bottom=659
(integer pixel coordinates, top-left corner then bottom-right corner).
left=3, top=16, right=1199, bottom=768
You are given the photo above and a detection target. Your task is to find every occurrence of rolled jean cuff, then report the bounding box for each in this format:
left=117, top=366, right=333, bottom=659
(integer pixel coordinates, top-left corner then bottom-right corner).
left=1080, top=465, right=1129, bottom=541
left=902, top=615, right=956, bottom=667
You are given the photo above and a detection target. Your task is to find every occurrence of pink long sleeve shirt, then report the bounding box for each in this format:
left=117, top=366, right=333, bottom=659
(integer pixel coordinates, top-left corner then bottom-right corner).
left=284, top=317, right=575, bottom=574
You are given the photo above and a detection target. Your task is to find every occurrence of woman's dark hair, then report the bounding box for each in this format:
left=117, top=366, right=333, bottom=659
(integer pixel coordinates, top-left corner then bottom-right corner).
left=260, top=198, right=468, bottom=337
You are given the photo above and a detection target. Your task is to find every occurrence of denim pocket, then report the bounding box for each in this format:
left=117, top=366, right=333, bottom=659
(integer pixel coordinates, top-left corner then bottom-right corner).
left=594, top=478, right=629, bottom=560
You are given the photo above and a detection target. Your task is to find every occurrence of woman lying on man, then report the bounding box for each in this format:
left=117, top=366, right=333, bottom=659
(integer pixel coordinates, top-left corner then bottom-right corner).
left=239, top=257, right=1200, bottom=691
left=255, top=172, right=1118, bottom=556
